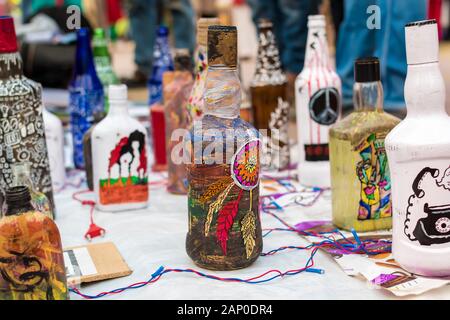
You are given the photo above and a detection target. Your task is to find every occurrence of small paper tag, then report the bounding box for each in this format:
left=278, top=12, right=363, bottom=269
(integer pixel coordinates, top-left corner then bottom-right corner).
left=64, top=247, right=98, bottom=277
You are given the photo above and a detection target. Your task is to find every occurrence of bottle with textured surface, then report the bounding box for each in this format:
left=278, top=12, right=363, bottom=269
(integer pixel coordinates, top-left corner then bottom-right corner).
left=186, top=26, right=262, bottom=271
left=250, top=19, right=289, bottom=171
left=0, top=186, right=68, bottom=300
left=69, top=27, right=105, bottom=169
left=295, top=15, right=342, bottom=187
left=386, top=20, right=450, bottom=276
left=330, top=57, right=400, bottom=232
left=0, top=16, right=55, bottom=213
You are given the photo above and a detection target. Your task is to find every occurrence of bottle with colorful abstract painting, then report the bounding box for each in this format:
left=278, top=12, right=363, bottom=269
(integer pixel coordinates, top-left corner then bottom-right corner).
left=92, top=85, right=149, bottom=212
left=0, top=186, right=68, bottom=300
left=330, top=57, right=400, bottom=232
left=186, top=18, right=219, bottom=122
left=186, top=26, right=263, bottom=271
left=295, top=15, right=342, bottom=187
left=386, top=20, right=450, bottom=276
left=250, top=18, right=289, bottom=171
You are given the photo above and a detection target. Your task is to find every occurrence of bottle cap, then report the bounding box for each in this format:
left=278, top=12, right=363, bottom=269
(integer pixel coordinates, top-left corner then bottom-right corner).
left=405, top=19, right=439, bottom=65
left=109, top=84, right=128, bottom=101
left=197, top=18, right=220, bottom=47
left=354, top=57, right=381, bottom=83
left=208, top=25, right=238, bottom=68
left=308, top=15, right=326, bottom=28
left=5, top=186, right=32, bottom=207
left=157, top=25, right=169, bottom=37
left=0, top=16, right=18, bottom=53
left=257, top=18, right=273, bottom=30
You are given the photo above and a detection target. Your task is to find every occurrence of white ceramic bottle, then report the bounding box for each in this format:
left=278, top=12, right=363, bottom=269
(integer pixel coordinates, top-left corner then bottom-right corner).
left=386, top=20, right=450, bottom=277
left=295, top=15, right=342, bottom=187
left=43, top=107, right=66, bottom=191
left=92, top=85, right=149, bottom=212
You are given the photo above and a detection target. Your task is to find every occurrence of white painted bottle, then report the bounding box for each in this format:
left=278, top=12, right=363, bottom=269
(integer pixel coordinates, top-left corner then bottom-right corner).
left=43, top=107, right=66, bottom=191
left=386, top=19, right=450, bottom=276
left=92, top=85, right=149, bottom=212
left=295, top=15, right=342, bottom=187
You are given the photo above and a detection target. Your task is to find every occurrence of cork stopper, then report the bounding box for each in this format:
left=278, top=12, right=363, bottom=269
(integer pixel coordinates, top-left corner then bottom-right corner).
left=208, top=25, right=237, bottom=68
left=197, top=18, right=220, bottom=47
left=405, top=19, right=439, bottom=65
left=257, top=18, right=273, bottom=30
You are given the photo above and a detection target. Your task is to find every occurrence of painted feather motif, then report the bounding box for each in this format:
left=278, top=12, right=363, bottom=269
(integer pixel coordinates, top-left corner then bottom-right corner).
left=198, top=176, right=234, bottom=204
left=204, top=183, right=234, bottom=237
left=216, top=189, right=244, bottom=255
left=241, top=211, right=257, bottom=259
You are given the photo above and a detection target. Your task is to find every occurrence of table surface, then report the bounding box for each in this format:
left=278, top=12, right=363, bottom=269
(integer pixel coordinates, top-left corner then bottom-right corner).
left=56, top=172, right=450, bottom=300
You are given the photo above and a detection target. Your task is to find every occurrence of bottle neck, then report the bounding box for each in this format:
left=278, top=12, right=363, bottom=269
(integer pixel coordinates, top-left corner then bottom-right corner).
left=404, top=62, right=447, bottom=117
left=204, top=67, right=241, bottom=119
left=75, top=34, right=97, bottom=75
left=154, top=35, right=173, bottom=68
left=353, top=81, right=384, bottom=112
left=304, top=26, right=331, bottom=70
left=108, top=100, right=129, bottom=117
left=0, top=52, right=23, bottom=78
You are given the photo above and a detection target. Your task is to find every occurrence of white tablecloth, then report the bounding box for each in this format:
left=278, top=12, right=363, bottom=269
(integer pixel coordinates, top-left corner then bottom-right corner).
left=55, top=173, right=450, bottom=300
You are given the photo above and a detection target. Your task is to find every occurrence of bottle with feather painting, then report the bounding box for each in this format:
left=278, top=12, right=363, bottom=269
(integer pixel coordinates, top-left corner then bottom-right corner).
left=186, top=26, right=263, bottom=270
left=91, top=85, right=149, bottom=212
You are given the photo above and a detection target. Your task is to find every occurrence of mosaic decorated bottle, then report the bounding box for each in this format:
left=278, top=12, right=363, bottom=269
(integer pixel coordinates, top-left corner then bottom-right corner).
left=93, top=28, right=119, bottom=113
left=386, top=20, right=450, bottom=276
left=0, top=186, right=68, bottom=300
left=92, top=85, right=149, bottom=212
left=186, top=26, right=262, bottom=271
left=0, top=16, right=55, bottom=213
left=330, top=57, right=400, bottom=232
left=69, top=27, right=105, bottom=169
left=295, top=15, right=342, bottom=187
left=250, top=19, right=289, bottom=171
left=187, top=17, right=220, bottom=122
left=43, top=107, right=65, bottom=191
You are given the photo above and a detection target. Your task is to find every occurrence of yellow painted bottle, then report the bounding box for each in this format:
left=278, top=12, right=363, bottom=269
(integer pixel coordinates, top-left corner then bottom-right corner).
left=329, top=58, right=400, bottom=232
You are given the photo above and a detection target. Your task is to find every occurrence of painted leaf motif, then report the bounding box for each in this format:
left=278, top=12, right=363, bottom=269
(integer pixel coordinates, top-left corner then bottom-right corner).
left=216, top=190, right=243, bottom=255
left=198, top=176, right=234, bottom=204
left=204, top=183, right=234, bottom=236
left=241, top=211, right=257, bottom=259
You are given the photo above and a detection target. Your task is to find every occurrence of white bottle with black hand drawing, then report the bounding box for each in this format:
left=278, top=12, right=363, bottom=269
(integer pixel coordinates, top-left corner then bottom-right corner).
left=92, top=85, right=149, bottom=212
left=295, top=15, right=342, bottom=188
left=386, top=20, right=450, bottom=276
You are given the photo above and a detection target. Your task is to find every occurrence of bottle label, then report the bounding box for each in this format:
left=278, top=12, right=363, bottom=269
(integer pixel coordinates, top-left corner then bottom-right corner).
left=404, top=165, right=450, bottom=246
left=309, top=87, right=340, bottom=126
left=98, top=130, right=149, bottom=205
left=355, top=133, right=392, bottom=221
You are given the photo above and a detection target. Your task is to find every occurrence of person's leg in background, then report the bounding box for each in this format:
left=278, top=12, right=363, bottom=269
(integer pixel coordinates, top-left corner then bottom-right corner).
left=168, top=0, right=195, bottom=54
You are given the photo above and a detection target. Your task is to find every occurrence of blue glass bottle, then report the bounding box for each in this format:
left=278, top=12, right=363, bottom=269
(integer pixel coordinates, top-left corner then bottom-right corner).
left=148, top=26, right=174, bottom=105
left=69, top=28, right=105, bottom=169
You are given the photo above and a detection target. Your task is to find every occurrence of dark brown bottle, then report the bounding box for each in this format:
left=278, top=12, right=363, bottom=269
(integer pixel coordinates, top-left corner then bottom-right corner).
left=0, top=17, right=55, bottom=211
left=250, top=19, right=290, bottom=171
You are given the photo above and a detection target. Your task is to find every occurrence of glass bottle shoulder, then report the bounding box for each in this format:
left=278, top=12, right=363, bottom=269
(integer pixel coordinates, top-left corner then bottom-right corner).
left=190, top=115, right=259, bottom=139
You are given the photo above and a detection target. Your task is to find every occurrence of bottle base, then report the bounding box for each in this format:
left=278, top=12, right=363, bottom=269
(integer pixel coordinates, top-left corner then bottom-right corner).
left=96, top=202, right=148, bottom=213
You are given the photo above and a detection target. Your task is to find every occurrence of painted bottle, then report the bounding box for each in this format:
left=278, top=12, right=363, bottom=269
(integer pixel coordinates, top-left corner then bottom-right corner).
left=92, top=85, right=149, bottom=212
left=186, top=26, right=262, bottom=270
left=250, top=19, right=289, bottom=171
left=11, top=162, right=53, bottom=219
left=69, top=27, right=105, bottom=169
left=0, top=16, right=55, bottom=213
left=295, top=15, right=342, bottom=187
left=330, top=57, right=400, bottom=232
left=187, top=17, right=220, bottom=122
left=93, top=28, right=119, bottom=113
left=0, top=186, right=68, bottom=300
left=164, top=50, right=194, bottom=194
left=386, top=20, right=450, bottom=276
left=43, top=107, right=65, bottom=191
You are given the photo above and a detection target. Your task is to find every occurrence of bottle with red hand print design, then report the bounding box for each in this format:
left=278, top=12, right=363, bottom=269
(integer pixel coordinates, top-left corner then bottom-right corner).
left=91, top=85, right=149, bottom=212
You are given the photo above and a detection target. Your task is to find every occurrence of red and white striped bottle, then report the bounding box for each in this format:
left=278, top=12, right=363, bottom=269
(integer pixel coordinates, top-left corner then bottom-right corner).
left=295, top=15, right=342, bottom=187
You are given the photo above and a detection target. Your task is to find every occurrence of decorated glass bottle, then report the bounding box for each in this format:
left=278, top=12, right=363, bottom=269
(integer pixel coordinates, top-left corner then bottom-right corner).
left=187, top=17, right=220, bottom=122
left=43, top=107, right=65, bottom=191
left=250, top=19, right=289, bottom=171
left=330, top=58, right=400, bottom=232
left=164, top=50, right=194, bottom=194
left=386, top=20, right=450, bottom=276
left=186, top=26, right=262, bottom=271
left=69, top=27, right=105, bottom=169
left=0, top=186, right=68, bottom=300
left=0, top=16, right=55, bottom=213
left=92, top=85, right=149, bottom=212
left=295, top=15, right=342, bottom=187
left=11, top=162, right=53, bottom=219
left=93, top=28, right=119, bottom=113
